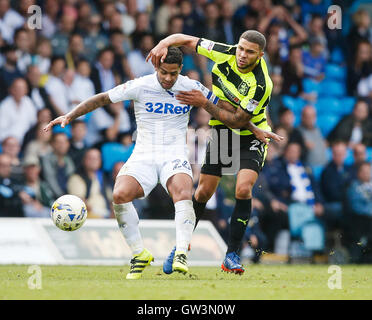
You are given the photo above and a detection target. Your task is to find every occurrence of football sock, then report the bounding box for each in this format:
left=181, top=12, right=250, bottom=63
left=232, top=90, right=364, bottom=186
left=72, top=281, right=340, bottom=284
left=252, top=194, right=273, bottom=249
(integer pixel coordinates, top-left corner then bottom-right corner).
left=174, top=200, right=195, bottom=253
left=227, top=198, right=252, bottom=254
left=192, top=195, right=207, bottom=230
left=113, top=202, right=144, bottom=255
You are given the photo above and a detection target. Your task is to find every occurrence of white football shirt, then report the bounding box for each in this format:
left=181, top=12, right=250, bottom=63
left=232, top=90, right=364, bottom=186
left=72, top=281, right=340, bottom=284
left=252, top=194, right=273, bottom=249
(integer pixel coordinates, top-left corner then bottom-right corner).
left=107, top=72, right=218, bottom=158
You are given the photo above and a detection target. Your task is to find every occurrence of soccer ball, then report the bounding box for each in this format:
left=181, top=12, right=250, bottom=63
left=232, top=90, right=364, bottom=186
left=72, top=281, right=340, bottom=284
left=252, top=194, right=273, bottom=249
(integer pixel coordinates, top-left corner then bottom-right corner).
left=51, top=194, right=88, bottom=231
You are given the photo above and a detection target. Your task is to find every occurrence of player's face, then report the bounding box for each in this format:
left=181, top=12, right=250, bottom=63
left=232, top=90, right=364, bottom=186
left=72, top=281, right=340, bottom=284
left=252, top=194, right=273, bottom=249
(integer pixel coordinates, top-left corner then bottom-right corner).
left=236, top=38, right=263, bottom=71
left=156, top=63, right=182, bottom=90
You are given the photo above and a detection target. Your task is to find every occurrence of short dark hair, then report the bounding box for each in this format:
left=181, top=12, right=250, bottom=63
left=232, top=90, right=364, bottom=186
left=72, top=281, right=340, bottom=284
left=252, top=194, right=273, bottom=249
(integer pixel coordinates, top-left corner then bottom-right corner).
left=240, top=30, right=266, bottom=51
left=162, top=47, right=183, bottom=66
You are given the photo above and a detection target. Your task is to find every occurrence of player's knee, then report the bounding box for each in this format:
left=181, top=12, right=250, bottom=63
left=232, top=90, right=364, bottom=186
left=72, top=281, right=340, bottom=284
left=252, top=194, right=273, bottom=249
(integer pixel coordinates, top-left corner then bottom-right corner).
left=195, top=185, right=214, bottom=203
left=172, top=187, right=192, bottom=202
left=235, top=182, right=254, bottom=199
left=112, top=187, right=132, bottom=204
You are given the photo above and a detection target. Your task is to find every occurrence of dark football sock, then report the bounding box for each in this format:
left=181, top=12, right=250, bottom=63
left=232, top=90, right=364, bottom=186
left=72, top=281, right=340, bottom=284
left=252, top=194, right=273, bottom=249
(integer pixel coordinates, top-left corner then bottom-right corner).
left=227, top=198, right=252, bottom=254
left=192, top=195, right=207, bottom=230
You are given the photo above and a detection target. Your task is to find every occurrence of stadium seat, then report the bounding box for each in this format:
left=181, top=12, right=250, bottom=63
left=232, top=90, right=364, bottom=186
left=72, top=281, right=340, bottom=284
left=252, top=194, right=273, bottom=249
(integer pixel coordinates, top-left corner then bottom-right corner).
left=281, top=95, right=306, bottom=114
left=330, top=47, right=344, bottom=65
left=315, top=97, right=340, bottom=115
left=317, top=114, right=341, bottom=137
left=310, top=165, right=324, bottom=182
left=101, top=142, right=134, bottom=172
left=303, top=78, right=321, bottom=94
left=367, top=147, right=372, bottom=161
left=288, top=203, right=315, bottom=238
left=341, top=96, right=356, bottom=115
left=325, top=64, right=346, bottom=82
left=319, top=80, right=346, bottom=97
left=301, top=222, right=325, bottom=251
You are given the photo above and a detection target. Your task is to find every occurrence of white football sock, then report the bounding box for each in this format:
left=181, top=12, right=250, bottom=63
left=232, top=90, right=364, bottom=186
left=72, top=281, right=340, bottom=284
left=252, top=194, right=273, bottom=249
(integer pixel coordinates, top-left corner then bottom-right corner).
left=174, top=200, right=196, bottom=253
left=113, top=202, right=143, bottom=255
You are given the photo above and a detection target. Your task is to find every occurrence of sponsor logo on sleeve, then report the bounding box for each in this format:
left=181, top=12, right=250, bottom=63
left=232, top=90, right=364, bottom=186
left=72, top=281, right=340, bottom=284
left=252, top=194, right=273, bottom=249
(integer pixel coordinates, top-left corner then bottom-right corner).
left=200, top=39, right=214, bottom=52
left=246, top=99, right=259, bottom=112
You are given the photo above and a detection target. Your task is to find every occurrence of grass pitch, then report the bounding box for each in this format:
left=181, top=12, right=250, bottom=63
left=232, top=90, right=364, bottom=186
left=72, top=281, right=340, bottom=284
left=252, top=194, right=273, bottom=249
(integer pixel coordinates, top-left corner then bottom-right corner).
left=1, top=264, right=371, bottom=300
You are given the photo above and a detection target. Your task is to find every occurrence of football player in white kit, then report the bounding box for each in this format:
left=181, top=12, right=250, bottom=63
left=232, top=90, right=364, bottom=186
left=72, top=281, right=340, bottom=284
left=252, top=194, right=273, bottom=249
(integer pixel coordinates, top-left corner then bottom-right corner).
left=44, top=48, right=218, bottom=279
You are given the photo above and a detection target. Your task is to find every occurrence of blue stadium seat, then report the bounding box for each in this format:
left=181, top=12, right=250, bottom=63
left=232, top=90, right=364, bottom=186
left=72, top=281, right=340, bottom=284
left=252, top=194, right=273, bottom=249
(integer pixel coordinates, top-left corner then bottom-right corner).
left=367, top=147, right=372, bottom=162
left=317, top=114, right=341, bottom=137
left=330, top=47, right=344, bottom=65
left=303, top=78, right=321, bottom=94
left=52, top=124, right=71, bottom=138
left=281, top=95, right=306, bottom=114
left=315, top=97, right=341, bottom=115
left=340, top=96, right=356, bottom=115
left=288, top=203, right=315, bottom=238
left=101, top=142, right=134, bottom=172
left=310, top=165, right=324, bottom=182
left=325, top=64, right=346, bottom=82
left=301, top=222, right=325, bottom=251
left=319, top=80, right=346, bottom=97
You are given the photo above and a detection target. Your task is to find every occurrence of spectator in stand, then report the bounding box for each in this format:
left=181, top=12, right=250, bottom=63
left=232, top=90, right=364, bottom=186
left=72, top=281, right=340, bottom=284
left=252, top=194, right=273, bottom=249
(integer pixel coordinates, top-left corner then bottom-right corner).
left=45, top=56, right=70, bottom=115
left=127, top=33, right=155, bottom=78
left=81, top=14, right=109, bottom=63
left=26, top=65, right=58, bottom=117
left=21, top=157, right=54, bottom=217
left=32, top=37, right=52, bottom=75
left=155, top=0, right=180, bottom=37
left=264, top=34, right=281, bottom=74
left=219, top=0, right=240, bottom=45
left=91, top=47, right=118, bottom=94
left=1, top=136, right=23, bottom=183
left=258, top=5, right=308, bottom=62
left=0, top=0, right=24, bottom=44
left=0, top=153, right=24, bottom=217
left=68, top=120, right=88, bottom=168
left=200, top=2, right=225, bottom=43
left=131, top=12, right=152, bottom=49
left=0, top=45, right=23, bottom=101
left=277, top=107, right=306, bottom=159
left=298, top=105, right=327, bottom=166
left=347, top=9, right=372, bottom=59
left=23, top=122, right=53, bottom=162
left=321, top=141, right=352, bottom=230
left=179, top=0, right=198, bottom=37
left=347, top=40, right=372, bottom=96
left=281, top=45, right=316, bottom=102
left=14, top=28, right=33, bottom=75
left=22, top=108, right=52, bottom=151
left=346, top=161, right=372, bottom=263
left=40, top=132, right=75, bottom=198
left=51, top=14, right=76, bottom=56
left=268, top=71, right=283, bottom=127
left=65, top=33, right=86, bottom=71
left=350, top=143, right=368, bottom=179
left=303, top=36, right=326, bottom=81
left=306, top=14, right=328, bottom=57
left=328, top=99, right=372, bottom=147
left=41, top=0, right=60, bottom=39
left=110, top=29, right=135, bottom=82
left=0, top=78, right=37, bottom=144
left=67, top=148, right=111, bottom=219
left=66, top=59, right=95, bottom=110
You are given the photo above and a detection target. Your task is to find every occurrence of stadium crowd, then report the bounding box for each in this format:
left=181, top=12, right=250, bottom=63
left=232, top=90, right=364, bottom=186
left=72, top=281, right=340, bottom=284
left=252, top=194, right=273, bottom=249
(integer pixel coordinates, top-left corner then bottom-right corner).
left=0, top=0, right=372, bottom=263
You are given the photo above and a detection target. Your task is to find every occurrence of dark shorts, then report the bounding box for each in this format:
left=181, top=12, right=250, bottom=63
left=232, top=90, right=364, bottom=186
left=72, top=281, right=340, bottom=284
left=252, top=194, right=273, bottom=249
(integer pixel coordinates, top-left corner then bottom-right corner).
left=200, top=125, right=268, bottom=177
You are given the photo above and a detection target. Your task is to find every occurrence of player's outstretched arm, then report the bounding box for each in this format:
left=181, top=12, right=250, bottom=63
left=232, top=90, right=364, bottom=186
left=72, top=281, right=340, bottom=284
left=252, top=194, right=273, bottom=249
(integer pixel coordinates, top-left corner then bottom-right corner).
left=43, top=92, right=111, bottom=132
left=176, top=90, right=283, bottom=144
left=146, top=34, right=199, bottom=68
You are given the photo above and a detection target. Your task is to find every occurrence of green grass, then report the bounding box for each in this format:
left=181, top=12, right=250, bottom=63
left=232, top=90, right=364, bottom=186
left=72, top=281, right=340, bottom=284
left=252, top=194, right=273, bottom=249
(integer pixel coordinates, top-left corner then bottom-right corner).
left=1, top=264, right=372, bottom=300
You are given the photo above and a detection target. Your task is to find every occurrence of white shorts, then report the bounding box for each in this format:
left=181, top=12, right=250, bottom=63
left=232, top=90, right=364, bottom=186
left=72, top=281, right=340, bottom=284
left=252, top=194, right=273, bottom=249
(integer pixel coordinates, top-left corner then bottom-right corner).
left=117, top=152, right=193, bottom=197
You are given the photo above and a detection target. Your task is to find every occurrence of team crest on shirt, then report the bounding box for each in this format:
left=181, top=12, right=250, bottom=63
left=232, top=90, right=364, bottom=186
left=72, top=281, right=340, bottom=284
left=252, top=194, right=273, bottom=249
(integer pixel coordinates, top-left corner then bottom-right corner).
left=238, top=81, right=249, bottom=95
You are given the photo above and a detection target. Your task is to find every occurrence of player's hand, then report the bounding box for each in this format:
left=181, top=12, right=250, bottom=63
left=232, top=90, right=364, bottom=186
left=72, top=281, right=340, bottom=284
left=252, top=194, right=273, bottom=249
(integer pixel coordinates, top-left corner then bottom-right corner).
left=176, top=90, right=207, bottom=108
left=146, top=41, right=168, bottom=69
left=43, top=115, right=71, bottom=132
left=252, top=128, right=284, bottom=145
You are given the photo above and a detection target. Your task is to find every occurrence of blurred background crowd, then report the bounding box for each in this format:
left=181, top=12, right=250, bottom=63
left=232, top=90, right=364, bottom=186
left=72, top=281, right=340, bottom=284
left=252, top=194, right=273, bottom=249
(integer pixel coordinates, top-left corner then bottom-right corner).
left=0, top=0, right=372, bottom=264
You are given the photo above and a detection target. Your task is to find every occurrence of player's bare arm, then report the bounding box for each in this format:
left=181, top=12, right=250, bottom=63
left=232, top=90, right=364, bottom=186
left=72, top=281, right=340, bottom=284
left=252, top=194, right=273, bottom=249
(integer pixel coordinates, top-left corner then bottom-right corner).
left=43, top=92, right=111, bottom=132
left=176, top=90, right=283, bottom=144
left=146, top=34, right=199, bottom=68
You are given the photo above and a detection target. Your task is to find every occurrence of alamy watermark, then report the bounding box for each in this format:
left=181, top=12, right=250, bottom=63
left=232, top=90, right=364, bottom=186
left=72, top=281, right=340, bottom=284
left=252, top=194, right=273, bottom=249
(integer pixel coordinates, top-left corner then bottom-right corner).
left=27, top=5, right=42, bottom=30
left=327, top=265, right=342, bottom=290
left=327, top=5, right=342, bottom=30
left=27, top=265, right=42, bottom=290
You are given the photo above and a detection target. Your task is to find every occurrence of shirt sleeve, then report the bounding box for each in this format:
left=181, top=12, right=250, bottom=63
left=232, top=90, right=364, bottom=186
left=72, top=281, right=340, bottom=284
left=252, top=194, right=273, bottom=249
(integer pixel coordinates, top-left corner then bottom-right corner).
left=196, top=38, right=236, bottom=63
left=190, top=80, right=219, bottom=104
left=107, top=79, right=140, bottom=103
